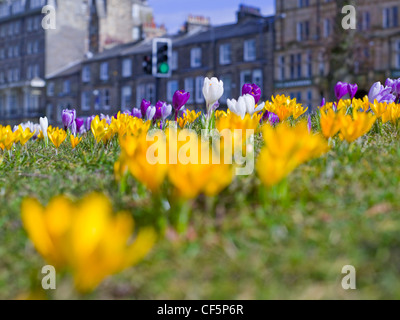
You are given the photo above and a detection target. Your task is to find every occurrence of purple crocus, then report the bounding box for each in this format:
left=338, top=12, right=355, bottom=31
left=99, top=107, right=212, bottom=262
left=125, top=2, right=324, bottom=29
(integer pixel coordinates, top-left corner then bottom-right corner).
left=75, top=118, right=86, bottom=135
left=368, top=82, right=396, bottom=103
left=85, top=115, right=95, bottom=132
left=172, top=90, right=190, bottom=120
left=348, top=83, right=358, bottom=99
left=131, top=108, right=142, bottom=118
left=161, top=104, right=172, bottom=120
left=262, top=110, right=280, bottom=125
left=307, top=115, right=312, bottom=133
left=319, top=98, right=326, bottom=108
left=242, top=83, right=261, bottom=104
left=146, top=106, right=156, bottom=121
left=100, top=114, right=112, bottom=125
left=62, top=109, right=76, bottom=130
left=335, top=82, right=348, bottom=100
left=140, top=99, right=152, bottom=118
left=385, top=78, right=400, bottom=99
left=154, top=101, right=167, bottom=120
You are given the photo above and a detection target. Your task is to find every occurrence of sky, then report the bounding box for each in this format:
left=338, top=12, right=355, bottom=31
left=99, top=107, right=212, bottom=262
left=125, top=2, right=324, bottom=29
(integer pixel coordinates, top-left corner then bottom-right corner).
left=147, top=0, right=275, bottom=34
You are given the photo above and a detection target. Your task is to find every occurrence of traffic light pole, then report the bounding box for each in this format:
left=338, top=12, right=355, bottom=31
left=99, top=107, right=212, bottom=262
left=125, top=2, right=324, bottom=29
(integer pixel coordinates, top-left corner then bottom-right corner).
left=155, top=77, right=160, bottom=103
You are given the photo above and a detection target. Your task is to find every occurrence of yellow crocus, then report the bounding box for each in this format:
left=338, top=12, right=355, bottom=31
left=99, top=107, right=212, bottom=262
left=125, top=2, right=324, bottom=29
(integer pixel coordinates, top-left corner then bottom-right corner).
left=319, top=108, right=342, bottom=139
left=0, top=125, right=17, bottom=150
left=339, top=111, right=376, bottom=143
left=91, top=116, right=109, bottom=143
left=370, top=100, right=390, bottom=118
left=21, top=193, right=156, bottom=293
left=48, top=126, right=67, bottom=149
left=70, top=135, right=82, bottom=149
left=257, top=121, right=329, bottom=188
left=16, top=126, right=35, bottom=146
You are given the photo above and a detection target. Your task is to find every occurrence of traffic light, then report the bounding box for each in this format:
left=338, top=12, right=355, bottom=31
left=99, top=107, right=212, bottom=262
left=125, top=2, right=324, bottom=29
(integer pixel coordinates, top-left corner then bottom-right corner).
left=143, top=55, right=152, bottom=75
left=152, top=38, right=172, bottom=78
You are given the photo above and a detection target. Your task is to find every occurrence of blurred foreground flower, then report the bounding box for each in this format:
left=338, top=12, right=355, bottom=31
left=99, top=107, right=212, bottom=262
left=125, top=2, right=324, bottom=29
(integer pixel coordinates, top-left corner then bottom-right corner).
left=257, top=122, right=329, bottom=188
left=21, top=193, right=156, bottom=293
left=339, top=111, right=376, bottom=143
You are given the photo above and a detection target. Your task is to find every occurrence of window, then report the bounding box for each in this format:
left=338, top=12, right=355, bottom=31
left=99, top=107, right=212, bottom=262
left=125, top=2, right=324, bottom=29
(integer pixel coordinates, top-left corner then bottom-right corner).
left=306, top=52, right=312, bottom=78
left=94, top=91, right=101, bottom=111
left=146, top=83, right=155, bottom=103
left=279, top=56, right=285, bottom=80
left=100, top=62, right=109, bottom=81
left=318, top=51, right=325, bottom=76
left=298, top=0, right=310, bottom=8
left=220, top=75, right=232, bottom=104
left=81, top=92, right=91, bottom=111
left=33, top=40, right=39, bottom=54
left=383, top=7, right=399, bottom=28
left=297, top=21, right=310, bottom=41
left=171, top=51, right=178, bottom=71
left=307, top=90, right=312, bottom=108
left=190, top=48, right=202, bottom=68
left=244, top=39, right=256, bottom=61
left=103, top=89, right=111, bottom=109
left=220, top=44, right=232, bottom=65
left=136, top=84, right=146, bottom=107
left=195, top=77, right=205, bottom=103
left=240, top=70, right=263, bottom=94
left=63, top=80, right=71, bottom=94
left=323, top=18, right=331, bottom=37
left=132, top=27, right=140, bottom=41
left=396, top=41, right=400, bottom=68
left=46, top=104, right=53, bottom=122
left=122, top=58, right=132, bottom=77
left=184, top=78, right=194, bottom=103
left=290, top=54, right=302, bottom=79
left=167, top=80, right=179, bottom=102
left=47, top=82, right=55, bottom=97
left=362, top=12, right=371, bottom=31
left=121, top=86, right=132, bottom=110
left=82, top=65, right=91, bottom=82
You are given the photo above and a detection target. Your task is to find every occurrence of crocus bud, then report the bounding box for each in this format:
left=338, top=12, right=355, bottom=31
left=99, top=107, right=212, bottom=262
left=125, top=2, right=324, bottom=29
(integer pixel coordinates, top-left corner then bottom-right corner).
left=75, top=118, right=86, bottom=135
left=161, top=104, right=172, bottom=120
left=131, top=108, right=142, bottom=118
left=202, top=77, right=224, bottom=112
left=62, top=109, right=76, bottom=130
left=140, top=99, right=151, bottom=118
left=242, top=83, right=261, bottom=104
left=154, top=101, right=167, bottom=119
left=172, top=90, right=190, bottom=112
left=348, top=83, right=358, bottom=100
left=39, top=116, right=48, bottom=140
left=146, top=106, right=156, bottom=121
left=85, top=115, right=95, bottom=132
left=335, top=82, right=348, bottom=100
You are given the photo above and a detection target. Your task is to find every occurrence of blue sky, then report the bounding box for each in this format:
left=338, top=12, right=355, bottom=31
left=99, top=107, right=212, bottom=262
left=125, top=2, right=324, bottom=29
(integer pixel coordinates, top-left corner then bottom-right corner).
left=147, top=0, right=275, bottom=34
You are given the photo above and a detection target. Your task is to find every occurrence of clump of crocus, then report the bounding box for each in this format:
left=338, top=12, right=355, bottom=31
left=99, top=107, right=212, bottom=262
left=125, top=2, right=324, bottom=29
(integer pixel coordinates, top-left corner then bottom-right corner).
left=368, top=82, right=396, bottom=103
left=177, top=110, right=201, bottom=128
left=339, top=110, right=376, bottom=143
left=172, top=90, right=190, bottom=120
left=21, top=193, right=156, bottom=293
left=335, top=81, right=358, bottom=100
left=242, top=83, right=262, bottom=104
left=47, top=126, right=67, bottom=154
left=15, top=125, right=35, bottom=146
left=265, top=95, right=307, bottom=121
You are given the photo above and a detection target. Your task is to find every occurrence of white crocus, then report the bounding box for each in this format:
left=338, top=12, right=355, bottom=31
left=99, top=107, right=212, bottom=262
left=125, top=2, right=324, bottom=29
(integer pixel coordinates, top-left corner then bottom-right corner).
left=202, top=77, right=224, bottom=113
left=228, top=94, right=265, bottom=118
left=40, top=117, right=48, bottom=142
left=227, top=98, right=246, bottom=119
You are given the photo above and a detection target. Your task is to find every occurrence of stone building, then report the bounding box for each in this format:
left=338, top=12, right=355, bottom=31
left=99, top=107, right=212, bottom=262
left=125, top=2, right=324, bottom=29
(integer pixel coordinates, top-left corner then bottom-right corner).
left=0, top=0, right=160, bottom=125
left=274, top=0, right=400, bottom=108
left=51, top=4, right=275, bottom=122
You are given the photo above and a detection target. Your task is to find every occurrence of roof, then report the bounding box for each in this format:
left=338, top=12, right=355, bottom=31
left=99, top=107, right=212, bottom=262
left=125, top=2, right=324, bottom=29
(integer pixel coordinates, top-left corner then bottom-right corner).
left=46, top=60, right=82, bottom=79
left=79, top=15, right=275, bottom=62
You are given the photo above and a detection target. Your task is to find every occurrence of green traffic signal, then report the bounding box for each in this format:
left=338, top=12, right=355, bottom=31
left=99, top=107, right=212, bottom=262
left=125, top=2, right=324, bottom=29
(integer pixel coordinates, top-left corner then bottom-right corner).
left=158, top=62, right=169, bottom=74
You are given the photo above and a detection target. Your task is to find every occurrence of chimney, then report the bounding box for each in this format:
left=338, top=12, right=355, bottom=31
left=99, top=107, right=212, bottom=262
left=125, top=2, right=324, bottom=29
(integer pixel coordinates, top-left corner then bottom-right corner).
left=183, top=15, right=211, bottom=33
left=88, top=0, right=99, bottom=54
left=237, top=4, right=262, bottom=23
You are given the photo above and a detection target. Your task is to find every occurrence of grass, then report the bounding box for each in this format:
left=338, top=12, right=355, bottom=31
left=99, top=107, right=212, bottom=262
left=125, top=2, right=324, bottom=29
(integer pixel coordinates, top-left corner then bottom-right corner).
left=1, top=121, right=400, bottom=299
